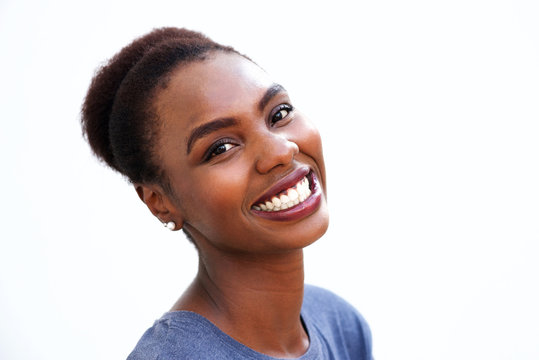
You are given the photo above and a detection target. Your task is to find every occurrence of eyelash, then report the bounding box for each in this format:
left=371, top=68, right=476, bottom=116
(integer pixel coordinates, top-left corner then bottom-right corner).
left=203, top=103, right=294, bottom=161
left=270, top=104, right=294, bottom=125
left=204, top=138, right=237, bottom=161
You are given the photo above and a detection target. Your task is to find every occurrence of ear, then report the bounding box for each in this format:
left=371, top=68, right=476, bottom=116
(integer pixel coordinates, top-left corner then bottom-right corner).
left=134, top=184, right=184, bottom=229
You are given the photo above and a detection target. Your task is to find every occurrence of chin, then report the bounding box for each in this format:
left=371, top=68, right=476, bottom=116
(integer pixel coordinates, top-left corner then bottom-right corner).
left=274, top=204, right=330, bottom=251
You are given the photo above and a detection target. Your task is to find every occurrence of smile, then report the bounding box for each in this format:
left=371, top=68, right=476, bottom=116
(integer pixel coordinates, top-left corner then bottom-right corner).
left=250, top=168, right=322, bottom=222
left=252, top=176, right=311, bottom=212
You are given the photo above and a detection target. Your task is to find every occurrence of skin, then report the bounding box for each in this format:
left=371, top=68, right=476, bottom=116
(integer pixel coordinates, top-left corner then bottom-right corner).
left=136, top=52, right=329, bottom=358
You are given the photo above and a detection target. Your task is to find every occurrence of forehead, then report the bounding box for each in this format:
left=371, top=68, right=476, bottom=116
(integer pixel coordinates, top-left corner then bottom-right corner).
left=154, top=52, right=274, bottom=127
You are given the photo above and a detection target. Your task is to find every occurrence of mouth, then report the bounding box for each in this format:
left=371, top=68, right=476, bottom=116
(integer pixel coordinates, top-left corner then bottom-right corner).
left=252, top=173, right=312, bottom=212
left=250, top=168, right=322, bottom=221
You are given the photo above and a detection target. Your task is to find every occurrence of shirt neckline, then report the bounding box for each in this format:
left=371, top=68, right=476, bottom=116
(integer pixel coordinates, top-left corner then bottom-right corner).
left=160, top=310, right=318, bottom=359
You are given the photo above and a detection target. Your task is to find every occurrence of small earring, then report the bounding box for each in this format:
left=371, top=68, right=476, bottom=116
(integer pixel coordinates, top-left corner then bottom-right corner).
left=164, top=221, right=176, bottom=231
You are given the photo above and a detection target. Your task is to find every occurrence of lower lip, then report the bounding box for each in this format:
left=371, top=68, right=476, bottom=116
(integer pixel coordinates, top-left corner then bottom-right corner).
left=251, top=172, right=323, bottom=222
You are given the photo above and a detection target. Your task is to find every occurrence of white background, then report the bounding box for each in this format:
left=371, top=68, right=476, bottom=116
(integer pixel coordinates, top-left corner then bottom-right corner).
left=1, top=0, right=538, bottom=359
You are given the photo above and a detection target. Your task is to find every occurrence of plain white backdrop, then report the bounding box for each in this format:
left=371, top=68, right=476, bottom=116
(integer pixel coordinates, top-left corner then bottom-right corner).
left=1, top=0, right=538, bottom=359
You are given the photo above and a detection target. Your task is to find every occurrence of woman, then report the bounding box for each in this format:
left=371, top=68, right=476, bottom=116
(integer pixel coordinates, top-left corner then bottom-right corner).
left=82, top=27, right=372, bottom=359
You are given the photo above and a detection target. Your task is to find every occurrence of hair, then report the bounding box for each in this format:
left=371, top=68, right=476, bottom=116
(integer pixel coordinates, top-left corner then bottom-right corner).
left=81, top=27, right=242, bottom=191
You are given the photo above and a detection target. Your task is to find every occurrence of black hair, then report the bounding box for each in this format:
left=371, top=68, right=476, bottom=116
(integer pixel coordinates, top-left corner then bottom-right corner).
left=81, top=27, right=240, bottom=189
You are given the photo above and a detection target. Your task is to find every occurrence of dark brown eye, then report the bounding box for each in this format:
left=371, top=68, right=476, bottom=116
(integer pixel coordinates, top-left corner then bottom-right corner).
left=211, top=143, right=234, bottom=157
left=204, top=140, right=237, bottom=161
left=271, top=104, right=293, bottom=125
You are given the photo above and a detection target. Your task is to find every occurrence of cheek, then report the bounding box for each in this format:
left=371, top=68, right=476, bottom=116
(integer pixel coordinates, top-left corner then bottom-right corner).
left=291, top=117, right=327, bottom=191
left=290, top=115, right=322, bottom=147
left=175, top=161, right=250, bottom=237
left=295, top=119, right=325, bottom=164
left=305, top=124, right=324, bottom=156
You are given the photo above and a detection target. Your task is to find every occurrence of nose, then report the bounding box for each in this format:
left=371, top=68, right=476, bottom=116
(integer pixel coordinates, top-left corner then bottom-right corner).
left=254, top=133, right=299, bottom=174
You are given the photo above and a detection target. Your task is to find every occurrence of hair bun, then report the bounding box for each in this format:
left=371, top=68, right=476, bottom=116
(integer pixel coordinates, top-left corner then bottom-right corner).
left=81, top=28, right=210, bottom=171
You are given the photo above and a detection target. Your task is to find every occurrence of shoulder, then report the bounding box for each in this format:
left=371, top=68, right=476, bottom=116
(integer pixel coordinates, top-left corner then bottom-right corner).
left=303, top=284, right=370, bottom=327
left=303, top=284, right=358, bottom=312
left=126, top=311, right=238, bottom=360
left=303, top=284, right=373, bottom=360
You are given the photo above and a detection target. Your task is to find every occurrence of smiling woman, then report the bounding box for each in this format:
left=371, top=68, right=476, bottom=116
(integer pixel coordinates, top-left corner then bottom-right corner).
left=81, top=27, right=372, bottom=359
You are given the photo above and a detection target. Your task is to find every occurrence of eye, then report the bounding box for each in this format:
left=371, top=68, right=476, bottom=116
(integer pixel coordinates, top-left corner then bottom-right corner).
left=270, top=104, right=294, bottom=125
left=205, top=139, right=237, bottom=161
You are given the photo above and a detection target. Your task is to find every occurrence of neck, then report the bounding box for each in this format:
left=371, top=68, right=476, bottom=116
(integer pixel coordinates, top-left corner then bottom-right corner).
left=173, top=247, right=308, bottom=358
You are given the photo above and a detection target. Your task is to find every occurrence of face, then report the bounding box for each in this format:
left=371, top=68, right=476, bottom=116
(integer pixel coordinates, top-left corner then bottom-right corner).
left=153, top=52, right=329, bottom=254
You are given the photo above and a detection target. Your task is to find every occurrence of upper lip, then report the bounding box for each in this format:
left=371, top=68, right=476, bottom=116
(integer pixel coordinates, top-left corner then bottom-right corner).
left=252, top=166, right=311, bottom=206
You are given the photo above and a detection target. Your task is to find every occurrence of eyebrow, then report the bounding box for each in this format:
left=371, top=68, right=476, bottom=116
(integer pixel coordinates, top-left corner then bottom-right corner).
left=186, top=83, right=287, bottom=154
left=258, top=83, right=286, bottom=112
left=186, top=117, right=238, bottom=154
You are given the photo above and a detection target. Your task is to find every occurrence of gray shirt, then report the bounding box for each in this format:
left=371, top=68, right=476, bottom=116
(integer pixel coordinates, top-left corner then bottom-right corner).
left=127, top=285, right=372, bottom=359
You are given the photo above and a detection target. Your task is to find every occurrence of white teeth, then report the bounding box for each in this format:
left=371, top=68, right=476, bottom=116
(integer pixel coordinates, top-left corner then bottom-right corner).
left=253, top=175, right=313, bottom=212
left=288, top=189, right=298, bottom=201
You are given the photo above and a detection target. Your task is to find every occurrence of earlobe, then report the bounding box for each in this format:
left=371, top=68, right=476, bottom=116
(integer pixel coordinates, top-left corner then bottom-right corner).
left=134, top=184, right=184, bottom=230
